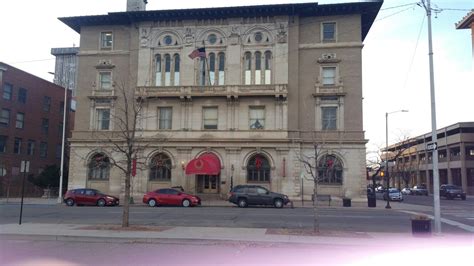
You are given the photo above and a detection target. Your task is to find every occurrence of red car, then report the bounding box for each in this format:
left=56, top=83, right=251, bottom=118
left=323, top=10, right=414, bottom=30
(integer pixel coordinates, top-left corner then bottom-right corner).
left=64, top=188, right=119, bottom=207
left=143, top=188, right=201, bottom=207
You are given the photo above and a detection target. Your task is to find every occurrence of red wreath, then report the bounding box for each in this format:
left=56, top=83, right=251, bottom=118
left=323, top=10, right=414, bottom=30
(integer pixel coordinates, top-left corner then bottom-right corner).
left=327, top=158, right=334, bottom=169
left=255, top=156, right=263, bottom=170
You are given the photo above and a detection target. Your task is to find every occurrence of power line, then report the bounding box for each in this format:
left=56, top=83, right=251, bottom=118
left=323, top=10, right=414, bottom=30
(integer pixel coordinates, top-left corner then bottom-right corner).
left=375, top=6, right=416, bottom=21
left=10, top=58, right=55, bottom=64
left=380, top=2, right=418, bottom=11
left=402, top=14, right=425, bottom=91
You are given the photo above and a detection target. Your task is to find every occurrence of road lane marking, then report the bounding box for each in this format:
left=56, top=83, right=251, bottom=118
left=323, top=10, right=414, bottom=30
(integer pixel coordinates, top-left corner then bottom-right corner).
left=398, top=210, right=474, bottom=233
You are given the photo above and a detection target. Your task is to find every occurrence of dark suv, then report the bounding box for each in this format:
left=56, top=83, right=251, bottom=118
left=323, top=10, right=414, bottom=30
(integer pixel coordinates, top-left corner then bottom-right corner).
left=440, top=184, right=466, bottom=200
left=228, top=185, right=290, bottom=208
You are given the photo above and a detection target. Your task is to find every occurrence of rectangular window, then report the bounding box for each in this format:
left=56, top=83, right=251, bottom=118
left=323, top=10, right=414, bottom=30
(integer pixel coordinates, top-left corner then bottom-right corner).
left=60, top=101, right=65, bottom=116
left=39, top=142, right=48, bottom=158
left=0, top=109, right=10, bottom=126
left=16, top=112, right=25, bottom=129
left=0, top=135, right=7, bottom=153
left=203, top=107, right=218, bottom=130
left=249, top=107, right=265, bottom=129
left=41, top=118, right=49, bottom=134
left=322, top=107, right=337, bottom=130
left=3, top=83, right=12, bottom=100
left=96, top=109, right=110, bottom=130
left=27, top=140, right=35, bottom=155
left=0, top=164, right=6, bottom=177
left=58, top=123, right=64, bottom=137
left=56, top=144, right=62, bottom=159
left=14, top=138, right=22, bottom=154
left=322, top=67, right=336, bottom=85
left=322, top=22, right=336, bottom=41
left=158, top=107, right=172, bottom=130
left=99, top=72, right=112, bottom=90
left=43, top=96, right=51, bottom=112
left=18, top=88, right=27, bottom=103
left=100, top=32, right=113, bottom=49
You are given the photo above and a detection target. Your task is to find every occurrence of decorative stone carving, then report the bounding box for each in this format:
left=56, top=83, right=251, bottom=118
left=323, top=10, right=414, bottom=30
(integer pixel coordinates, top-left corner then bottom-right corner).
left=277, top=23, right=287, bottom=43
left=229, top=26, right=240, bottom=45
left=140, top=28, right=149, bottom=48
left=95, top=59, right=115, bottom=69
left=184, top=27, right=194, bottom=46
left=317, top=53, right=341, bottom=64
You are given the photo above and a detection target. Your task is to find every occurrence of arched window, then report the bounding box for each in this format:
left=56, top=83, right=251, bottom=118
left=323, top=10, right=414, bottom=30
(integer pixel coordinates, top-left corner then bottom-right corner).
left=218, top=52, right=225, bottom=85
left=164, top=54, right=171, bottom=86
left=255, top=52, right=262, bottom=85
left=173, top=54, right=180, bottom=86
left=264, top=51, right=272, bottom=84
left=247, top=154, right=271, bottom=182
left=88, top=153, right=110, bottom=180
left=149, top=153, right=172, bottom=181
left=317, top=154, right=343, bottom=184
left=244, top=52, right=252, bottom=85
left=209, top=53, right=216, bottom=85
left=155, top=55, right=162, bottom=86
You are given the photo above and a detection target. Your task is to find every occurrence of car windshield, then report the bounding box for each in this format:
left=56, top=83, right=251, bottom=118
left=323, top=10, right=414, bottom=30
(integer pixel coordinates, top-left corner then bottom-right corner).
left=389, top=189, right=400, bottom=193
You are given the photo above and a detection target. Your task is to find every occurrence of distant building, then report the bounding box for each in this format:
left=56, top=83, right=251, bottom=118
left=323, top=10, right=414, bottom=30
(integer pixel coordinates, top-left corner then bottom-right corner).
left=456, top=10, right=474, bottom=55
left=59, top=0, right=383, bottom=201
left=0, top=62, right=74, bottom=196
left=51, top=47, right=79, bottom=97
left=387, top=122, right=474, bottom=195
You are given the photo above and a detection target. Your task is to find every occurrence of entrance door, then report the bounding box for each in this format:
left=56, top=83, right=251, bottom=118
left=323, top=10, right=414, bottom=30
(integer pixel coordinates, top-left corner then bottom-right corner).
left=198, top=175, right=219, bottom=194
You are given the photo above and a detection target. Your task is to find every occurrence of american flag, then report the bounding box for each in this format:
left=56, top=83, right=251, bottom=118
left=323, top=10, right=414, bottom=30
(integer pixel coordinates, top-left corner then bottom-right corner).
left=188, top=47, right=206, bottom=59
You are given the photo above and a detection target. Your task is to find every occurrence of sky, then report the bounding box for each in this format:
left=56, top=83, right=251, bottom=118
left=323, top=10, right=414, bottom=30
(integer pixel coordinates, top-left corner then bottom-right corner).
left=0, top=0, right=472, bottom=156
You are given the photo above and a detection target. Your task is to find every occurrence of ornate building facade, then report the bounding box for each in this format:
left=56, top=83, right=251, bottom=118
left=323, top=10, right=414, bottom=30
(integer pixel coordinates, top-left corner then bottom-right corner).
left=60, top=0, right=382, bottom=201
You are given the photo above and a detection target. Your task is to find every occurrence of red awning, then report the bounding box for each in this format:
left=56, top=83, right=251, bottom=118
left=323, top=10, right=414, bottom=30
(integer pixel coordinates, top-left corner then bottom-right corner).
left=185, top=153, right=221, bottom=175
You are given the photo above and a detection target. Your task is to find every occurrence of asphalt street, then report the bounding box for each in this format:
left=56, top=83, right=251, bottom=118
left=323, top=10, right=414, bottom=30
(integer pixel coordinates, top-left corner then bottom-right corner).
left=1, top=199, right=472, bottom=233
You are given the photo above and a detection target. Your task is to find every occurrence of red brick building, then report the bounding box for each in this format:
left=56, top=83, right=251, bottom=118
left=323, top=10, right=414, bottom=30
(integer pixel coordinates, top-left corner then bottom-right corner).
left=0, top=62, right=74, bottom=197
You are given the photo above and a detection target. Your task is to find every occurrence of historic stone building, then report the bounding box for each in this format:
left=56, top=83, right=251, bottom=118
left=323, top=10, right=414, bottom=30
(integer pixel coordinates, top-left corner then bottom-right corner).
left=60, top=0, right=382, bottom=201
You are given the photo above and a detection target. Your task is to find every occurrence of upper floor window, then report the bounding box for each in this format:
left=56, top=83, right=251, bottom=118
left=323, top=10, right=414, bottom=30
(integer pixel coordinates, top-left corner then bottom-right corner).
left=0, top=109, right=10, bottom=127
left=264, top=51, right=272, bottom=84
left=244, top=51, right=272, bottom=85
left=208, top=52, right=226, bottom=86
left=155, top=53, right=180, bottom=86
left=322, top=22, right=336, bottom=42
left=158, top=107, right=172, bottom=130
left=249, top=107, right=265, bottom=130
left=96, top=108, right=110, bottom=130
left=244, top=52, right=252, bottom=85
left=14, top=138, right=22, bottom=154
left=16, top=112, right=25, bottom=129
left=42, top=96, right=51, bottom=112
left=100, top=32, right=113, bottom=49
left=322, top=67, right=336, bottom=86
left=203, top=107, right=218, bottom=130
left=2, top=83, right=12, bottom=100
left=322, top=106, right=337, bottom=130
left=27, top=140, right=35, bottom=156
left=99, top=72, right=112, bottom=90
left=0, top=135, right=7, bottom=153
left=41, top=118, right=49, bottom=134
left=18, top=88, right=27, bottom=103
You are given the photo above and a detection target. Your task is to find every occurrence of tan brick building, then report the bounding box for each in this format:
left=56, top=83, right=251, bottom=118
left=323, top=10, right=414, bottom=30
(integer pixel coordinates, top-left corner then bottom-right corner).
left=60, top=0, right=382, bottom=201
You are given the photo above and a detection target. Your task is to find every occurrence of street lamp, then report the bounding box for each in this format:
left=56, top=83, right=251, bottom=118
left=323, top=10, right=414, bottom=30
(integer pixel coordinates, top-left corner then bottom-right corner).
left=385, top=109, right=408, bottom=209
left=48, top=71, right=70, bottom=204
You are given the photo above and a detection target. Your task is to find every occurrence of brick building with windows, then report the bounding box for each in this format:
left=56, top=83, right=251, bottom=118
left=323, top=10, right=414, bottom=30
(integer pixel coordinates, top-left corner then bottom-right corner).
left=386, top=122, right=474, bottom=195
left=60, top=0, right=382, bottom=201
left=0, top=62, right=73, bottom=196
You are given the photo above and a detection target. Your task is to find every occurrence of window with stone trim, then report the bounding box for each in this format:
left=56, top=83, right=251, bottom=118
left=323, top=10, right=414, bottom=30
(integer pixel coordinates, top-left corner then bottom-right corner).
left=155, top=53, right=180, bottom=86
left=317, top=154, right=343, bottom=185
left=100, top=32, right=113, bottom=49
left=247, top=154, right=271, bottom=182
left=99, top=72, right=112, bottom=90
left=88, top=153, right=110, bottom=180
left=203, top=107, right=218, bottom=130
left=149, top=153, right=172, bottom=181
left=322, top=22, right=336, bottom=42
left=0, top=109, right=10, bottom=127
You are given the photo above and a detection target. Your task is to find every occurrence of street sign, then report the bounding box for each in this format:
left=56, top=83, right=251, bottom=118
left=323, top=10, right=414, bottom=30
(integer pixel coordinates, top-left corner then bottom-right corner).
left=426, top=142, right=437, bottom=151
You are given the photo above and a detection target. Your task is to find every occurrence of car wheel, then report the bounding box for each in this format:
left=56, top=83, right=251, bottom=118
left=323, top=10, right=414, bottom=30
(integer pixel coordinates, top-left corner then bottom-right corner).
left=148, top=199, right=157, bottom=207
left=274, top=199, right=284, bottom=208
left=238, top=198, right=247, bottom=208
left=182, top=199, right=191, bottom=207
left=65, top=198, right=75, bottom=206
left=97, top=199, right=106, bottom=207
left=461, top=195, right=466, bottom=200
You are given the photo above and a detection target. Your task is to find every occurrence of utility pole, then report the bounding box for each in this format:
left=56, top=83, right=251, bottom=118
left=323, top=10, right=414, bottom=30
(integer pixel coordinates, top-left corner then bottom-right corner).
left=422, top=0, right=441, bottom=234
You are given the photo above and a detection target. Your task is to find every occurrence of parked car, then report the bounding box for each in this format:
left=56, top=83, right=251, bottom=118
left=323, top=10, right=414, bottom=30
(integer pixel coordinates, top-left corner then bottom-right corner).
left=401, top=187, right=412, bottom=195
left=228, top=185, right=290, bottom=208
left=383, top=188, right=403, bottom=202
left=440, top=184, right=466, bottom=200
left=411, top=185, right=429, bottom=196
left=63, top=188, right=119, bottom=207
left=143, top=188, right=201, bottom=207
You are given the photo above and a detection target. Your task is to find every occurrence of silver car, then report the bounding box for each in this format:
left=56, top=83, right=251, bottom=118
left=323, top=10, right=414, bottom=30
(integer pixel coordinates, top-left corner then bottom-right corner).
left=383, top=188, right=403, bottom=201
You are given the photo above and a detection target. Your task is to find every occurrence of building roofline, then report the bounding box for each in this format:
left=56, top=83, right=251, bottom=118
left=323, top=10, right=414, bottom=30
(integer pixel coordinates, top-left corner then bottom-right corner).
left=59, top=1, right=383, bottom=41
left=0, top=61, right=66, bottom=90
left=456, top=10, right=474, bottom=29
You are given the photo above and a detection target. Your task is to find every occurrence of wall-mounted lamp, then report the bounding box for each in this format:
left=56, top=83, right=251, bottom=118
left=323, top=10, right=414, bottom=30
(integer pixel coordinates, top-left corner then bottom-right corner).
left=181, top=161, right=186, bottom=170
